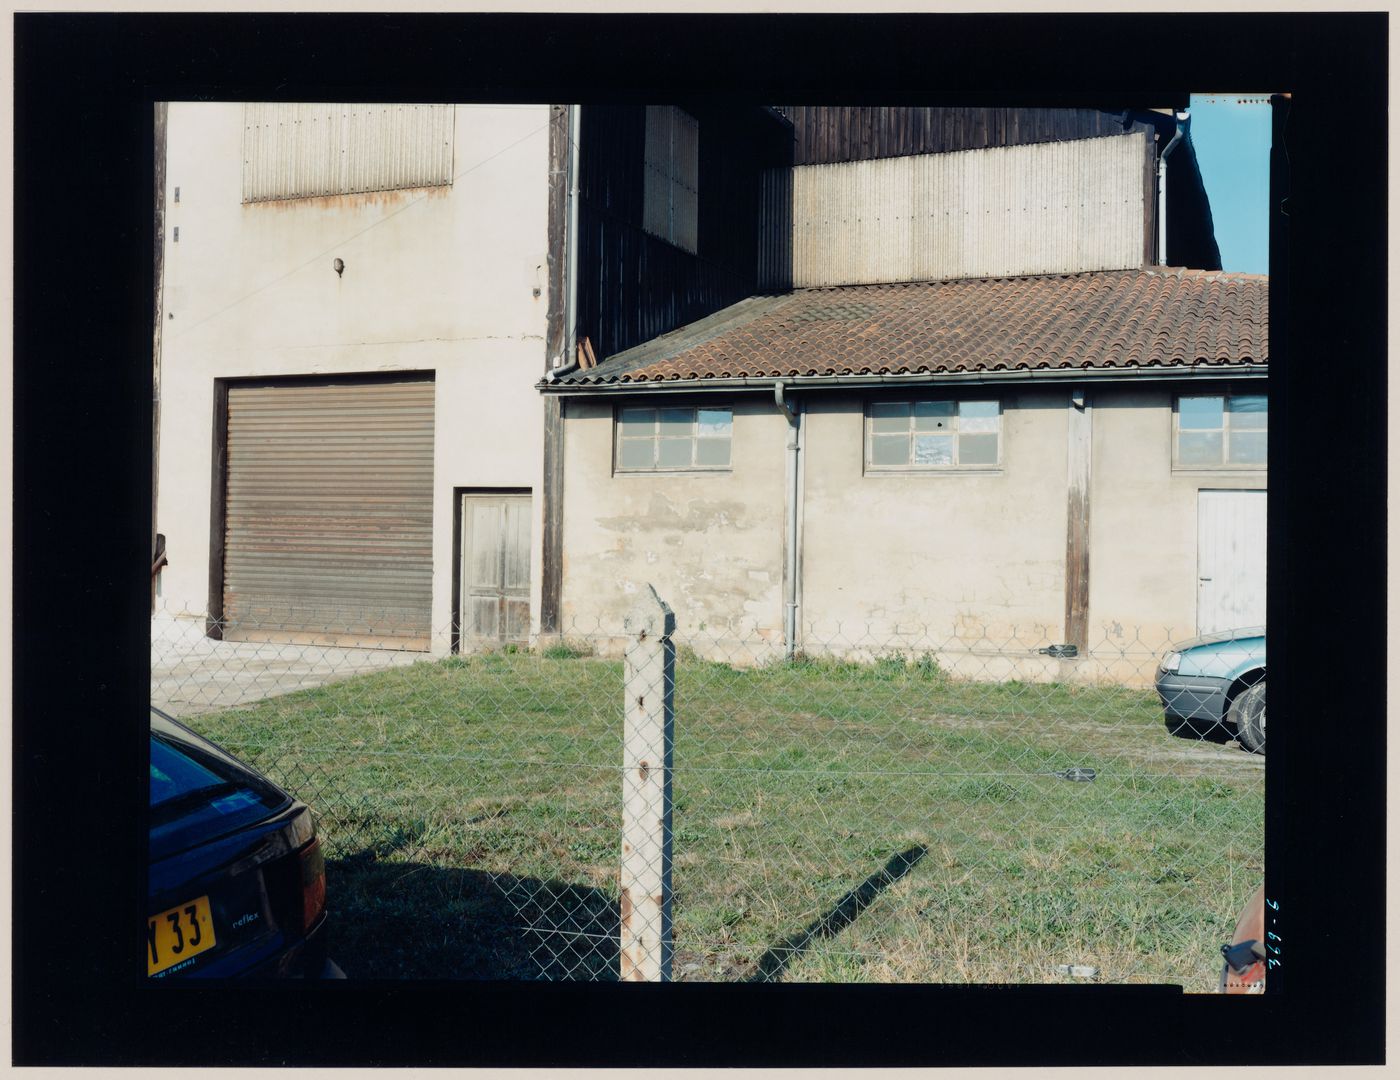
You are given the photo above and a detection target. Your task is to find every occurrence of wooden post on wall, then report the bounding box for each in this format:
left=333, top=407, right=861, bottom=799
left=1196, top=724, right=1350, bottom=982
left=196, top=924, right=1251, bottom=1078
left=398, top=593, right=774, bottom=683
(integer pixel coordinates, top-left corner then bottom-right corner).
left=205, top=380, right=229, bottom=640
left=540, top=104, right=572, bottom=636
left=1143, top=126, right=1159, bottom=266
left=619, top=585, right=675, bottom=982
left=1064, top=388, right=1093, bottom=652
left=152, top=101, right=167, bottom=612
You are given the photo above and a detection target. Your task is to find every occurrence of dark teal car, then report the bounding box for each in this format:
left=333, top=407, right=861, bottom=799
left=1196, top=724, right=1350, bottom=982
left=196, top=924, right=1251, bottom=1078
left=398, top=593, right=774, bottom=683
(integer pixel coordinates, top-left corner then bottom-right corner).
left=1155, top=629, right=1266, bottom=754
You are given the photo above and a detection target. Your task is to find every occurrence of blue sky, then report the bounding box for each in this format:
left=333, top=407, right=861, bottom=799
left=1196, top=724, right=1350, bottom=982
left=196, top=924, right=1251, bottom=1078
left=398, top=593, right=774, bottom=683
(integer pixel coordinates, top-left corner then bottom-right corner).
left=1187, top=94, right=1273, bottom=275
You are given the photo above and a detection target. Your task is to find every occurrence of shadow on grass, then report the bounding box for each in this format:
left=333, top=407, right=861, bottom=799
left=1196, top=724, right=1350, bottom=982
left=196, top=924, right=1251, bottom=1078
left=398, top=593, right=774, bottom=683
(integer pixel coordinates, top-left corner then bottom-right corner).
left=329, top=856, right=619, bottom=980
left=748, top=845, right=929, bottom=983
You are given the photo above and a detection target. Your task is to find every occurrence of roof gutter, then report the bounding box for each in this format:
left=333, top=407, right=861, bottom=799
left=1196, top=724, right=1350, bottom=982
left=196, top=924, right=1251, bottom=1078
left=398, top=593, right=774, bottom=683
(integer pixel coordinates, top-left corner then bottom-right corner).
left=539, top=364, right=1268, bottom=395
left=1158, top=111, right=1189, bottom=265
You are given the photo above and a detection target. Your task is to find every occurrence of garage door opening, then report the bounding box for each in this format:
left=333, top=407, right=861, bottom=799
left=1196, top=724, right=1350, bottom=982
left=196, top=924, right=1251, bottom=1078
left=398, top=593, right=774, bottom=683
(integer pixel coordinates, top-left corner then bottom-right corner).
left=212, top=374, right=435, bottom=650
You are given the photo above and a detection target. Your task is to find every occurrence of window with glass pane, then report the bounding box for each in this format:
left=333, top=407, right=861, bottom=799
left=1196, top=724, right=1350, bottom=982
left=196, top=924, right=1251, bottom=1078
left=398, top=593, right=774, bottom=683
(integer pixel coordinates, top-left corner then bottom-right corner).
left=1176, top=393, right=1267, bottom=468
left=866, top=400, right=1001, bottom=469
left=616, top=405, right=732, bottom=471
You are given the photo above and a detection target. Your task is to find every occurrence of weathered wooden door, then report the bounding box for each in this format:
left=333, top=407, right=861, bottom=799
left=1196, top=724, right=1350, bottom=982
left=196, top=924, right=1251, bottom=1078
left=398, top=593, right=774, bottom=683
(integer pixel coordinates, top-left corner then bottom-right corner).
left=1197, top=489, right=1267, bottom=635
left=459, top=494, right=532, bottom=645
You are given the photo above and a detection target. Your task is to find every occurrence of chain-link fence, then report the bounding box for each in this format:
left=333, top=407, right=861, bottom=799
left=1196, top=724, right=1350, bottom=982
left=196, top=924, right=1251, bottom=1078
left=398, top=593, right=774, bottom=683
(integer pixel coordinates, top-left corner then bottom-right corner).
left=151, top=596, right=1264, bottom=988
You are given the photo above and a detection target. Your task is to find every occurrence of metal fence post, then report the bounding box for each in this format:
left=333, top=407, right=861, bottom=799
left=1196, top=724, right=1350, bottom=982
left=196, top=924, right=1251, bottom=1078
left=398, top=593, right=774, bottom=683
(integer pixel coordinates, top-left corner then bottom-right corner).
left=620, top=584, right=675, bottom=982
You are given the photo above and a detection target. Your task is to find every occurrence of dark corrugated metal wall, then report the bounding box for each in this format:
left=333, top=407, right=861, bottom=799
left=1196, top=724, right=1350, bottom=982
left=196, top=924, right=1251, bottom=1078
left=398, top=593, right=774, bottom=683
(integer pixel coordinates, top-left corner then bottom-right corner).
left=222, top=378, right=435, bottom=647
left=775, top=106, right=1151, bottom=166
left=576, top=105, right=792, bottom=362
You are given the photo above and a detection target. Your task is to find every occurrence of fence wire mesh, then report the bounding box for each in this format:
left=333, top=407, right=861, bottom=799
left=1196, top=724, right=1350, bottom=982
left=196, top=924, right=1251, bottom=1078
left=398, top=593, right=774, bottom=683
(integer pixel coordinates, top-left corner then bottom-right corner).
left=151, top=598, right=1264, bottom=988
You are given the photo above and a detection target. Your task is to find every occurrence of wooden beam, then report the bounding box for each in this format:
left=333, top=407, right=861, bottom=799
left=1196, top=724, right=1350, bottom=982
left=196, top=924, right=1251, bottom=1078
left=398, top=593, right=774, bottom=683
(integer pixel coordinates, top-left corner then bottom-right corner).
left=540, top=105, right=572, bottom=635
left=540, top=395, right=564, bottom=636
left=152, top=101, right=167, bottom=612
left=1143, top=127, right=1158, bottom=266
left=205, top=379, right=229, bottom=640
left=1064, top=388, right=1093, bottom=652
left=545, top=104, right=570, bottom=373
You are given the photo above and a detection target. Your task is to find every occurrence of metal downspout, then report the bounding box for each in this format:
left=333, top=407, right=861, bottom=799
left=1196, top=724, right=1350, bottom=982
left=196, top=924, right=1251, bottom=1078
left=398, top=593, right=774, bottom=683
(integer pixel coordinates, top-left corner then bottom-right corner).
left=1158, top=110, right=1188, bottom=264
left=775, top=382, right=802, bottom=659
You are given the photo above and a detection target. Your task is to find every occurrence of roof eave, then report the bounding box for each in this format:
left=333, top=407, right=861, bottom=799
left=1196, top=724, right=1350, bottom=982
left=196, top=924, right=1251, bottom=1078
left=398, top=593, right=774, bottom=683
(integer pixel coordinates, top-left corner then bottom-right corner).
left=539, top=364, right=1269, bottom=395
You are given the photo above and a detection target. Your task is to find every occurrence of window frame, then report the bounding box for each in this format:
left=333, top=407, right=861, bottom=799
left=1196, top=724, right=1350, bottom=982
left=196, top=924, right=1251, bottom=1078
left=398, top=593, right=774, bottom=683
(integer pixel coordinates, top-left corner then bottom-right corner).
left=613, top=403, right=734, bottom=475
left=1172, top=390, right=1268, bottom=473
left=862, top=397, right=1005, bottom=475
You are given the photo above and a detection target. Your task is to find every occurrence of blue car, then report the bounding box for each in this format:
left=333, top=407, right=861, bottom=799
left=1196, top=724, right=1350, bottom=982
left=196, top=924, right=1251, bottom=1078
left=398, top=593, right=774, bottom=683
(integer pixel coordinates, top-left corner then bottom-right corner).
left=1155, top=628, right=1266, bottom=755
left=149, top=707, right=344, bottom=978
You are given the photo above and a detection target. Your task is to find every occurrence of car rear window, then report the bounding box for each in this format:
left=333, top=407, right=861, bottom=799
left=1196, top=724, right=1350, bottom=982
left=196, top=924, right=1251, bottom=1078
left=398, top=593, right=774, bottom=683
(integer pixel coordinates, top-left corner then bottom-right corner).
left=150, top=736, right=227, bottom=808
left=149, top=729, right=289, bottom=855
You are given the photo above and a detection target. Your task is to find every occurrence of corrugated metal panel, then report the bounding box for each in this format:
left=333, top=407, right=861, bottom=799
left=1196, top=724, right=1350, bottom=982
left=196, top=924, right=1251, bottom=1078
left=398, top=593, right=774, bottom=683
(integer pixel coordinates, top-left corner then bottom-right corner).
left=671, top=107, right=700, bottom=253
left=757, top=166, right=793, bottom=290
left=787, top=132, right=1149, bottom=288
left=641, top=105, right=700, bottom=254
left=641, top=106, right=672, bottom=240
left=222, top=379, right=435, bottom=646
left=579, top=104, right=775, bottom=362
left=242, top=103, right=455, bottom=203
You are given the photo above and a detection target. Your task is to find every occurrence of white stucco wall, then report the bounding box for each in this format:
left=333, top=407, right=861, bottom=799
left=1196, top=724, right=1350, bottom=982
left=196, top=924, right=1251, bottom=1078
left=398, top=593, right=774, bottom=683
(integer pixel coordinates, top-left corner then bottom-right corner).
left=155, top=103, right=551, bottom=648
left=558, top=384, right=1267, bottom=680
left=800, top=390, right=1070, bottom=648
left=1088, top=386, right=1267, bottom=650
left=558, top=399, right=788, bottom=647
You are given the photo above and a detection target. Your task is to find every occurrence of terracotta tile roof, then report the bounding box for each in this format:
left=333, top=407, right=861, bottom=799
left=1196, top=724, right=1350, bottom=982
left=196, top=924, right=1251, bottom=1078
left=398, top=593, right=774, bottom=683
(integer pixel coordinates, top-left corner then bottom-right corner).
left=557, top=268, right=1268, bottom=386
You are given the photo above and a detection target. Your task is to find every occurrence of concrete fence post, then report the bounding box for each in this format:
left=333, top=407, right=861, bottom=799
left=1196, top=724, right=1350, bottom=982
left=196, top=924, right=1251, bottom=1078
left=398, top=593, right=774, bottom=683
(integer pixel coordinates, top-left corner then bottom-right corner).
left=620, top=584, right=675, bottom=982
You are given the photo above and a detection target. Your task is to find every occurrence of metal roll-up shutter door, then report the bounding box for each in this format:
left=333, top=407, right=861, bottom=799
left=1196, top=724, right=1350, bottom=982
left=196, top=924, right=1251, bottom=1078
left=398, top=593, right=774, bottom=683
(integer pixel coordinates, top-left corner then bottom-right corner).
left=222, top=377, right=434, bottom=648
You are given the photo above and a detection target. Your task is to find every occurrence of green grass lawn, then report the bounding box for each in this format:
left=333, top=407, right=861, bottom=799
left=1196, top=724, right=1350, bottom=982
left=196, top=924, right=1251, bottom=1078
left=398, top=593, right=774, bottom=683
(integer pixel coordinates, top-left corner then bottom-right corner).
left=190, top=649, right=1264, bottom=988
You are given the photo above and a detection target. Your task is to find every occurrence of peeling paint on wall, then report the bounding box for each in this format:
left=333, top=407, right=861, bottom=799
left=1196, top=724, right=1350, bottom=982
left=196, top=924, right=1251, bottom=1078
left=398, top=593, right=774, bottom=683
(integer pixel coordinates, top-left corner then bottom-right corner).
left=561, top=402, right=787, bottom=640
left=596, top=494, right=752, bottom=535
left=560, top=386, right=1265, bottom=670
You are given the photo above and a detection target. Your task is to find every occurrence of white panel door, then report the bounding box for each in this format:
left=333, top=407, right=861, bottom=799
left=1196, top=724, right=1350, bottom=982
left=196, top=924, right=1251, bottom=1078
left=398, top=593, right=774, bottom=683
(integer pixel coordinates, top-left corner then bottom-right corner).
left=1197, top=490, right=1267, bottom=635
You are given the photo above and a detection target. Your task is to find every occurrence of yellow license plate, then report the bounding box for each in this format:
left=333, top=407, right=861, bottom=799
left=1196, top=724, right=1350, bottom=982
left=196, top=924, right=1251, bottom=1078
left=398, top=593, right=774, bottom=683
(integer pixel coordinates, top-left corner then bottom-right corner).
left=147, top=895, right=217, bottom=976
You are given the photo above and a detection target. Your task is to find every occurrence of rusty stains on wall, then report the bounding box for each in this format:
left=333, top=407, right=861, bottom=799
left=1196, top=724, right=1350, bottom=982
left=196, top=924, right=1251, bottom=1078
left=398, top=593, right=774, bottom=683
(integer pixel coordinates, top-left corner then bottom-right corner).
left=242, top=102, right=455, bottom=204
left=241, top=184, right=451, bottom=216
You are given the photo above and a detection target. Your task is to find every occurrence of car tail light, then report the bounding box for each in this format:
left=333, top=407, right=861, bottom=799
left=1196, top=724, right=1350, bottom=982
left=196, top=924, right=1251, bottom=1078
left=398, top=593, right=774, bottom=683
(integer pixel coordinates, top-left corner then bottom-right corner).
left=299, top=837, right=326, bottom=932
